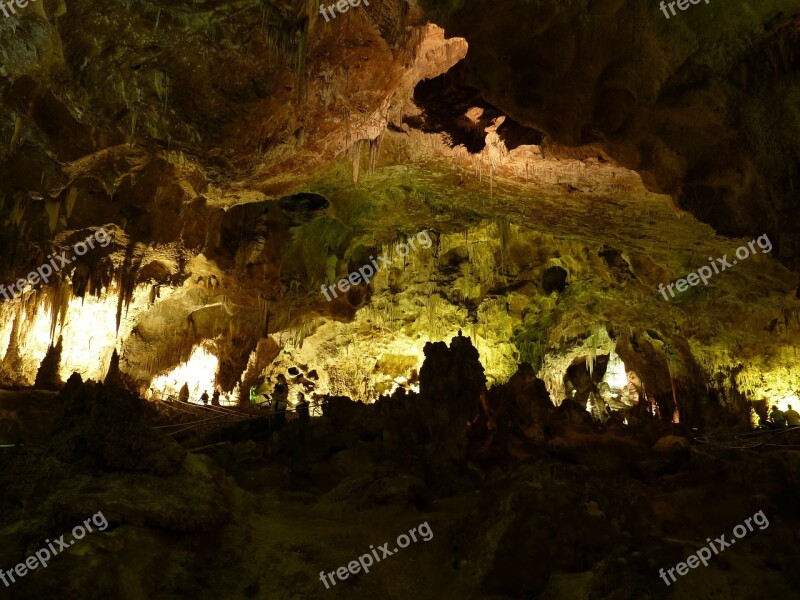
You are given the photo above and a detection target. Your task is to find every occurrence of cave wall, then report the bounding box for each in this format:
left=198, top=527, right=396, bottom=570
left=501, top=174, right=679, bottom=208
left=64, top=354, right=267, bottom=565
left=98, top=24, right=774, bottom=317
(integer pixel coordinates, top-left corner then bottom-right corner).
left=1, top=0, right=799, bottom=425
left=418, top=0, right=800, bottom=271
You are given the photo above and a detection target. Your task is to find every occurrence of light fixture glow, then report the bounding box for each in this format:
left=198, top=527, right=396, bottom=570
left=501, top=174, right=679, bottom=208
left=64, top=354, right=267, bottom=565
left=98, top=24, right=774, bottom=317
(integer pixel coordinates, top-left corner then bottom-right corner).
left=149, top=344, right=236, bottom=406
left=602, top=351, right=629, bottom=391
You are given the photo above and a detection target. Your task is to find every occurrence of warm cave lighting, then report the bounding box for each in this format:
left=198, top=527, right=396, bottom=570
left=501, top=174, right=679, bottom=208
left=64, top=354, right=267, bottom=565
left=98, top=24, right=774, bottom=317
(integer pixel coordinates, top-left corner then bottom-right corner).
left=7, top=294, right=121, bottom=383
left=581, top=351, right=638, bottom=419
left=775, top=394, right=800, bottom=412
left=12, top=304, right=53, bottom=379
left=387, top=376, right=421, bottom=396
left=58, top=295, right=121, bottom=381
left=148, top=344, right=236, bottom=406
left=602, top=351, right=629, bottom=391
left=1, top=284, right=154, bottom=385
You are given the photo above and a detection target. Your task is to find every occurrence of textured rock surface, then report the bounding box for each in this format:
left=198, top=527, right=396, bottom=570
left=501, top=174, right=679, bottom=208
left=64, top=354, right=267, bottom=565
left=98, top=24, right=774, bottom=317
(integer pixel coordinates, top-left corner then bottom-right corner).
left=1, top=362, right=799, bottom=599
left=1, top=2, right=799, bottom=431
left=1, top=2, right=799, bottom=597
left=419, top=0, right=800, bottom=272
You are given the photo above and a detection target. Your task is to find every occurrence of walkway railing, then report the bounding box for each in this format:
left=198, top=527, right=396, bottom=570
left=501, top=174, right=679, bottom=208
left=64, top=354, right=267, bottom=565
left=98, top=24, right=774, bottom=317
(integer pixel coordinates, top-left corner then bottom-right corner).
left=694, top=426, right=800, bottom=450
left=150, top=396, right=322, bottom=436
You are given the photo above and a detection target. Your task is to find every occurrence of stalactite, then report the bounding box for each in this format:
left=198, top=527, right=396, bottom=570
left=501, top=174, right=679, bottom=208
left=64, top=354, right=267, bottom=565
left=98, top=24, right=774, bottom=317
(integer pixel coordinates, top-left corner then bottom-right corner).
left=64, top=186, right=78, bottom=218
left=115, top=245, right=136, bottom=332
left=295, top=16, right=310, bottom=100
left=426, top=291, right=439, bottom=340
left=586, top=324, right=603, bottom=376
left=261, top=0, right=318, bottom=92
left=43, top=201, right=59, bottom=233
left=351, top=140, right=363, bottom=184
left=667, top=358, right=679, bottom=423
left=153, top=70, right=170, bottom=116
left=369, top=134, right=383, bottom=174
left=497, top=219, right=510, bottom=279
left=50, top=283, right=71, bottom=343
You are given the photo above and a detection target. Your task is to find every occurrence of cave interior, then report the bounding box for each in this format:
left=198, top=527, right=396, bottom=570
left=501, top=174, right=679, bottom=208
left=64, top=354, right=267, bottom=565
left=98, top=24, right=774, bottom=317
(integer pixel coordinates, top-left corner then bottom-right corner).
left=1, top=0, right=800, bottom=598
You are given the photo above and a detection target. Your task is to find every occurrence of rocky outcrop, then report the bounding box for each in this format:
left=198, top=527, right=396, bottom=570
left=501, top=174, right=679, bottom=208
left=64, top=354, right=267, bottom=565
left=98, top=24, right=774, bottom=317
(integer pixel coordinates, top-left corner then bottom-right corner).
left=419, top=332, right=485, bottom=457
left=48, top=374, right=187, bottom=475
left=419, top=0, right=800, bottom=272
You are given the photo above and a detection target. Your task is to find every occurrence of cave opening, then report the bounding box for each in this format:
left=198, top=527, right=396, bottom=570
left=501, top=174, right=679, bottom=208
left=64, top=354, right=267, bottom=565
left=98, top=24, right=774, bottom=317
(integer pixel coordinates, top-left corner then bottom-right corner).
left=409, top=60, right=544, bottom=153
left=541, top=265, right=568, bottom=294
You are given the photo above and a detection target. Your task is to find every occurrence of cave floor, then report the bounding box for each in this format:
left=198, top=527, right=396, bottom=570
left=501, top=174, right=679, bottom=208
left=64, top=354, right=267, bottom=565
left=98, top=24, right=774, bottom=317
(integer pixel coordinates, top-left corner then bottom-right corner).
left=1, top=387, right=799, bottom=599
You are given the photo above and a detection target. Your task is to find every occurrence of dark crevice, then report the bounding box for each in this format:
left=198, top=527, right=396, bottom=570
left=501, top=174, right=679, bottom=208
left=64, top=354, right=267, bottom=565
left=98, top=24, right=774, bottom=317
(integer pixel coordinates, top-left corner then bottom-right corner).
left=409, top=61, right=543, bottom=153
left=542, top=266, right=568, bottom=294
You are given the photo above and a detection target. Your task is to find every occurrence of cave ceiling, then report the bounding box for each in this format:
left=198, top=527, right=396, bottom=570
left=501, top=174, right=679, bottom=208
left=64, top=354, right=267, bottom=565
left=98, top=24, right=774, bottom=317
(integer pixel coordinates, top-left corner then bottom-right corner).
left=1, top=0, right=799, bottom=416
